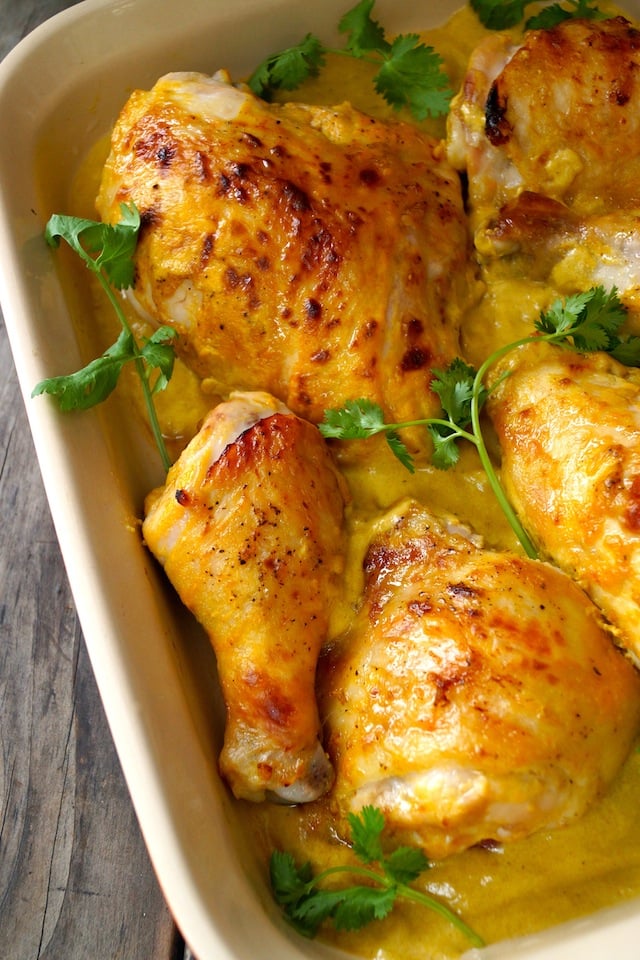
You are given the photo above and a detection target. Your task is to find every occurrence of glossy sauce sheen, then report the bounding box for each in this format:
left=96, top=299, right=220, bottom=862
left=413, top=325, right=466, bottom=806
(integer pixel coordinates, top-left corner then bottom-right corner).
left=72, top=5, right=640, bottom=958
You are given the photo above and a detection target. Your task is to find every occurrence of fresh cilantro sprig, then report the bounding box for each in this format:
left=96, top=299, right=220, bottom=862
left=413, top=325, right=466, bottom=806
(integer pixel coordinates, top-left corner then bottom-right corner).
left=248, top=0, right=452, bottom=121
left=533, top=285, right=630, bottom=355
left=470, top=0, right=606, bottom=31
left=249, top=35, right=326, bottom=95
left=319, top=397, right=420, bottom=472
left=319, top=362, right=535, bottom=552
left=320, top=286, right=640, bottom=559
left=321, top=359, right=485, bottom=472
left=270, top=805, right=484, bottom=947
left=32, top=204, right=177, bottom=472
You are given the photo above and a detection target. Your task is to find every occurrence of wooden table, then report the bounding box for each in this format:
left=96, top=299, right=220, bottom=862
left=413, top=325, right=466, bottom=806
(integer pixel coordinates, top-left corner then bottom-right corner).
left=0, top=2, right=190, bottom=957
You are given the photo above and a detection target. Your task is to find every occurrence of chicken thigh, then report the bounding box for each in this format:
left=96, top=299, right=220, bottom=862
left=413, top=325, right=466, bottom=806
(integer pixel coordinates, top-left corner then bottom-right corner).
left=447, top=16, right=640, bottom=223
left=446, top=16, right=640, bottom=309
left=142, top=392, right=348, bottom=802
left=96, top=70, right=475, bottom=424
left=488, top=342, right=640, bottom=663
left=318, top=500, right=640, bottom=859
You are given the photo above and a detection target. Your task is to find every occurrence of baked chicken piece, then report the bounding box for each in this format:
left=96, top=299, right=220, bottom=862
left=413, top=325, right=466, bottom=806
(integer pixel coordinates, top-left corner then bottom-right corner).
left=318, top=500, right=640, bottom=860
left=475, top=193, right=640, bottom=311
left=446, top=16, right=640, bottom=309
left=447, top=16, right=640, bottom=224
left=487, top=342, right=640, bottom=663
left=96, top=70, right=475, bottom=425
left=142, top=392, right=348, bottom=802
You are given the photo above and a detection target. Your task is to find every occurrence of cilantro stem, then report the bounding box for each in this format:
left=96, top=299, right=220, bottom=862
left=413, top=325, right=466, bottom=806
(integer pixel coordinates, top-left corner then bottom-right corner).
left=303, top=863, right=387, bottom=888
left=470, top=337, right=539, bottom=560
left=398, top=885, right=485, bottom=949
left=98, top=274, right=172, bottom=473
left=377, top=416, right=477, bottom=449
left=323, top=46, right=387, bottom=67
left=304, top=863, right=484, bottom=947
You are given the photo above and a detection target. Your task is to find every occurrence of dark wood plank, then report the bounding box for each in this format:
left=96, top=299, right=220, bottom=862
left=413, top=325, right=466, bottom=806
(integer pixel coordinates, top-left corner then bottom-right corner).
left=0, top=2, right=187, bottom=957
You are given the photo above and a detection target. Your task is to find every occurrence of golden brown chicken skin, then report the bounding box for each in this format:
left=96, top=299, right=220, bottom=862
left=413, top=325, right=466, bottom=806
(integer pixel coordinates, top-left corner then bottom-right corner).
left=97, top=70, right=475, bottom=424
left=488, top=342, right=640, bottom=661
left=142, top=392, right=348, bottom=802
left=448, top=16, right=640, bottom=223
left=446, top=17, right=640, bottom=312
left=318, top=500, right=640, bottom=860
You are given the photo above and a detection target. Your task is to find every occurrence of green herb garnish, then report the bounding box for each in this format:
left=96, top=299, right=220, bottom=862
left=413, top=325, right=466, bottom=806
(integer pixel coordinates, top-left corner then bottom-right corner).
left=270, top=805, right=484, bottom=947
left=33, top=204, right=176, bottom=472
left=248, top=0, right=452, bottom=121
left=470, top=0, right=606, bottom=31
left=320, top=286, right=640, bottom=558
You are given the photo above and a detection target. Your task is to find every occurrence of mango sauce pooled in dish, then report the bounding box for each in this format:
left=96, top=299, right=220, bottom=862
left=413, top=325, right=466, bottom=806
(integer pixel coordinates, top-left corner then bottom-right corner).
left=67, top=3, right=640, bottom=958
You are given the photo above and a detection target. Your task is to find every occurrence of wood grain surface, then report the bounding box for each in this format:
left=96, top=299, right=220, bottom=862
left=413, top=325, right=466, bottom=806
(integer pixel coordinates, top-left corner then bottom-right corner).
left=0, top=2, right=189, bottom=957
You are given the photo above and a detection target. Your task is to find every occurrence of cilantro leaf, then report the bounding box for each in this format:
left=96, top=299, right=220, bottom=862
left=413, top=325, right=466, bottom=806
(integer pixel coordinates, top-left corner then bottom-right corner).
left=35, top=205, right=176, bottom=472
left=430, top=358, right=481, bottom=426
left=332, top=885, right=396, bottom=929
left=610, top=337, right=640, bottom=366
left=319, top=365, right=482, bottom=477
left=269, top=850, right=312, bottom=906
left=470, top=0, right=528, bottom=30
left=471, top=0, right=605, bottom=30
left=289, top=887, right=349, bottom=936
left=319, top=397, right=387, bottom=439
left=428, top=424, right=462, bottom=470
left=535, top=288, right=594, bottom=338
left=426, top=358, right=486, bottom=471
left=526, top=0, right=607, bottom=29
left=534, top=286, right=631, bottom=354
left=319, top=399, right=416, bottom=469
left=142, top=325, right=178, bottom=394
left=348, top=806, right=385, bottom=863
left=339, top=0, right=390, bottom=55
left=534, top=286, right=640, bottom=365
left=32, top=328, right=135, bottom=411
left=524, top=4, right=570, bottom=28
left=384, top=846, right=430, bottom=885
left=375, top=34, right=453, bottom=119
left=32, top=323, right=179, bottom=412
left=248, top=34, right=325, bottom=98
left=246, top=59, right=273, bottom=101
left=386, top=431, right=415, bottom=472
left=45, top=203, right=140, bottom=290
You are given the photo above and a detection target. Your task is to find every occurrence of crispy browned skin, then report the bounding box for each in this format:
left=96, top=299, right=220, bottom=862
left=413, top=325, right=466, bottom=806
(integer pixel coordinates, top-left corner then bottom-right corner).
left=318, top=500, right=640, bottom=859
left=488, top=342, right=640, bottom=662
left=97, top=71, right=475, bottom=424
left=446, top=18, right=640, bottom=307
left=448, top=17, right=640, bottom=220
left=142, top=392, right=347, bottom=802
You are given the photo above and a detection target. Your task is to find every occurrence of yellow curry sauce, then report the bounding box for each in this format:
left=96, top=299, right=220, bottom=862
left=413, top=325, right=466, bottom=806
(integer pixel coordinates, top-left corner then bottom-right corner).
left=69, top=4, right=640, bottom=958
